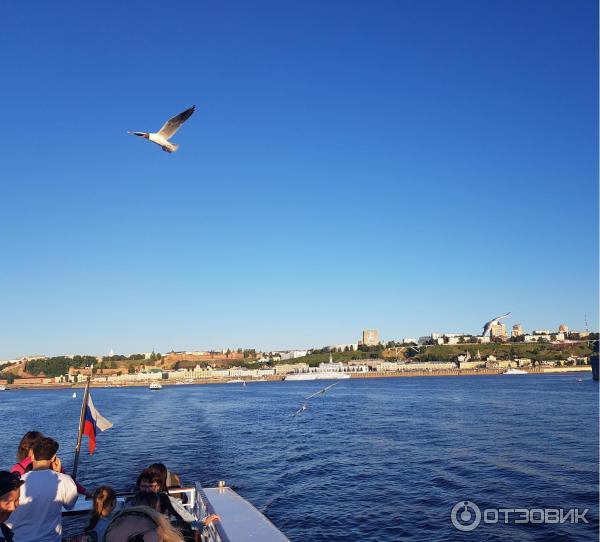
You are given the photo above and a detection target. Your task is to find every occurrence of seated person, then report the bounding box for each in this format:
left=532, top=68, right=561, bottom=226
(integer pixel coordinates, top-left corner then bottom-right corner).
left=136, top=468, right=195, bottom=521
left=134, top=469, right=219, bottom=542
left=147, top=463, right=187, bottom=504
left=86, top=485, right=117, bottom=542
left=149, top=463, right=182, bottom=490
left=126, top=490, right=170, bottom=514
left=136, top=467, right=164, bottom=493
left=104, top=506, right=184, bottom=542
left=0, top=471, right=24, bottom=542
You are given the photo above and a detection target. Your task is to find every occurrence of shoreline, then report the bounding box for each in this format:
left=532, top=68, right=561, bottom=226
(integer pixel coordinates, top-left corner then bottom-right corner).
left=2, top=366, right=592, bottom=390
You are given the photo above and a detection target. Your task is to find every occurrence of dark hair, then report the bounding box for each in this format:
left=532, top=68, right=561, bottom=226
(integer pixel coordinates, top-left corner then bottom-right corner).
left=127, top=491, right=161, bottom=510
left=149, top=463, right=183, bottom=491
left=32, top=437, right=59, bottom=461
left=86, top=485, right=116, bottom=531
left=136, top=467, right=164, bottom=490
left=0, top=471, right=24, bottom=498
left=148, top=463, right=167, bottom=487
left=16, top=431, right=44, bottom=461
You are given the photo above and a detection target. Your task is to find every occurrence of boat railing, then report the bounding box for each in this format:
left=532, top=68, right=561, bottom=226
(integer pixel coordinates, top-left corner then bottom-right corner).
left=166, top=486, right=196, bottom=514
left=194, top=482, right=289, bottom=542
left=194, top=482, right=230, bottom=542
left=63, top=483, right=287, bottom=541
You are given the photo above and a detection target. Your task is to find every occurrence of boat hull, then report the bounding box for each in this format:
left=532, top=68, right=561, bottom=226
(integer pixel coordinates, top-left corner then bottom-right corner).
left=285, top=372, right=351, bottom=381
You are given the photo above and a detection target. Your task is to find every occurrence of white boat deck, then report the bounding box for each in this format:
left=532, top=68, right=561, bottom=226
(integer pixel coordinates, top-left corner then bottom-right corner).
left=64, top=484, right=289, bottom=542
left=197, top=485, right=289, bottom=542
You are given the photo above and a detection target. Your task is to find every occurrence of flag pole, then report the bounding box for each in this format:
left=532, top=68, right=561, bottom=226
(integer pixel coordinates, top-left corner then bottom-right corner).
left=72, top=365, right=92, bottom=480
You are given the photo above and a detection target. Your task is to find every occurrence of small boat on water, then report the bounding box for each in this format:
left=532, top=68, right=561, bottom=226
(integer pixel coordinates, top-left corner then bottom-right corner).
left=503, top=368, right=528, bottom=375
left=72, top=392, right=77, bottom=398
left=149, top=382, right=163, bottom=390
left=227, top=379, right=245, bottom=384
left=0, top=385, right=6, bottom=391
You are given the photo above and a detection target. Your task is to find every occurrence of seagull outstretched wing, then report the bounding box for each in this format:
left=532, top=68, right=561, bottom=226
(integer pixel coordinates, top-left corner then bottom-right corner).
left=157, top=106, right=195, bottom=140
left=482, top=312, right=512, bottom=336
left=305, top=381, right=340, bottom=400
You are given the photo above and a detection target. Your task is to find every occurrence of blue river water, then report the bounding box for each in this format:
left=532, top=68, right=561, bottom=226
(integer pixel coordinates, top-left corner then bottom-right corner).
left=0, top=373, right=598, bottom=541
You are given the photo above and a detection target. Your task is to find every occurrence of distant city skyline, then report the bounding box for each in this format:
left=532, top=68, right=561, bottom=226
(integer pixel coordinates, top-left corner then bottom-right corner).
left=1, top=320, right=594, bottom=361
left=0, top=0, right=597, bottom=359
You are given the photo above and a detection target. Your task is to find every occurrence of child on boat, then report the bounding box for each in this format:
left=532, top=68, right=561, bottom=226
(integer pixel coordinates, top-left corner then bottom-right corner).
left=10, top=431, right=89, bottom=496
left=86, top=486, right=117, bottom=542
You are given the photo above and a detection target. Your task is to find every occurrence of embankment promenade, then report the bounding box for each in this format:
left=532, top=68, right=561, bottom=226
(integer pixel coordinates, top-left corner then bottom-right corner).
left=3, top=366, right=592, bottom=390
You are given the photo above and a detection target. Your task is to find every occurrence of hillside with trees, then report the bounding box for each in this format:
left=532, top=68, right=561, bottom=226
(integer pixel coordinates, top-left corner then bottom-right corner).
left=286, top=341, right=595, bottom=366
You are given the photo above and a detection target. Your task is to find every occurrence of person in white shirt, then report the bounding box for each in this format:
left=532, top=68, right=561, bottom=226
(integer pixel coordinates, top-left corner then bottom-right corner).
left=6, top=437, right=78, bottom=542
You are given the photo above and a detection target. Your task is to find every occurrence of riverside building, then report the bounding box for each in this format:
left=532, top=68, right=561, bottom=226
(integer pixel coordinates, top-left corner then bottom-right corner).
left=490, top=323, right=507, bottom=338
left=512, top=324, right=523, bottom=337
left=362, top=330, right=380, bottom=346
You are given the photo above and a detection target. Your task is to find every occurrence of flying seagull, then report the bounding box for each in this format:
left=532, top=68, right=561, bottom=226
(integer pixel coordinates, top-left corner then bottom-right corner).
left=128, top=105, right=195, bottom=153
left=305, top=381, right=340, bottom=400
left=482, top=312, right=511, bottom=336
left=292, top=403, right=308, bottom=417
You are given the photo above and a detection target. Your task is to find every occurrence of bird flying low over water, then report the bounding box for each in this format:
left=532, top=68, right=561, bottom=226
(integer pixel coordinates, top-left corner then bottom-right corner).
left=482, top=312, right=511, bottom=336
left=305, top=381, right=340, bottom=400
left=292, top=403, right=308, bottom=417
left=128, top=105, right=195, bottom=153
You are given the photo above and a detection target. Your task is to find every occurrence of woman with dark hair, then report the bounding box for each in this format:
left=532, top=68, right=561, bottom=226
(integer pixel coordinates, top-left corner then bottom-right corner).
left=134, top=467, right=219, bottom=542
left=135, top=470, right=188, bottom=521
left=136, top=467, right=165, bottom=493
left=86, top=486, right=117, bottom=541
left=148, top=463, right=182, bottom=490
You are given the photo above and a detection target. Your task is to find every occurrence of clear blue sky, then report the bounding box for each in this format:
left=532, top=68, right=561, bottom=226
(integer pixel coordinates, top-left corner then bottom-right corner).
left=0, top=0, right=597, bottom=358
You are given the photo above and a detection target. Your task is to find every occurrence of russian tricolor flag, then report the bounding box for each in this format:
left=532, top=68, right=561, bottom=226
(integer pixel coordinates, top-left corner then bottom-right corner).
left=83, top=395, right=113, bottom=454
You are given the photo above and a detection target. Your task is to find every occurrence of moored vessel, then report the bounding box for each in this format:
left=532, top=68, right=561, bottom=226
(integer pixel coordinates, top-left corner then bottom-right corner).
left=285, top=371, right=350, bottom=381
left=503, top=368, right=528, bottom=375
left=149, top=382, right=163, bottom=390
left=285, top=353, right=352, bottom=381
